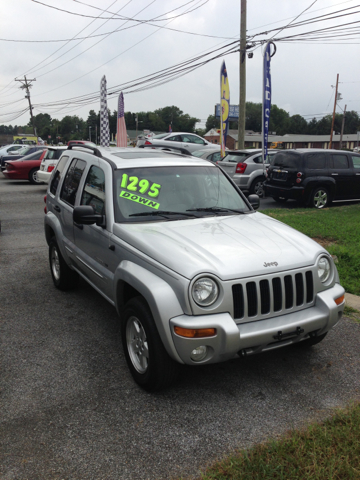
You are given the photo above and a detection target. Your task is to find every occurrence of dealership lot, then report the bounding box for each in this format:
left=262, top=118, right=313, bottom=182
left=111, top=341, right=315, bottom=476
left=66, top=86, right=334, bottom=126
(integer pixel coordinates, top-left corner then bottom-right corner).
left=1, top=177, right=360, bottom=480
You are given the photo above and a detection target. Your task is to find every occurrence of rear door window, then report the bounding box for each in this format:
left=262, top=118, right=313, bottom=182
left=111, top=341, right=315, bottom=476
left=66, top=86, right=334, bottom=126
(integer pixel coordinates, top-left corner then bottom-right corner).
left=49, top=156, right=69, bottom=196
left=306, top=153, right=326, bottom=169
left=330, top=154, right=349, bottom=169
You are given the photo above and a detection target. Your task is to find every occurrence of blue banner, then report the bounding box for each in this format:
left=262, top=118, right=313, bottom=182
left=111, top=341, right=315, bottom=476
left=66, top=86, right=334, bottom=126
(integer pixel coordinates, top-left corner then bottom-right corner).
left=220, top=61, right=230, bottom=157
left=262, top=42, right=272, bottom=158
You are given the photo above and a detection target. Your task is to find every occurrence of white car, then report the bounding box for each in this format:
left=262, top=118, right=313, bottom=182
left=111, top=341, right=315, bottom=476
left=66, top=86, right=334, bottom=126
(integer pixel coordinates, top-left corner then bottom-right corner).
left=143, top=132, right=220, bottom=154
left=0, top=144, right=24, bottom=160
left=37, top=146, right=67, bottom=183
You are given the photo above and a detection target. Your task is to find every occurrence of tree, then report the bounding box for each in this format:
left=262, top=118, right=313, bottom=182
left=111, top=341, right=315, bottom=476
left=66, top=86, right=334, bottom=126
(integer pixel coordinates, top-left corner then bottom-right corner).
left=245, top=102, right=262, bottom=132
left=288, top=114, right=308, bottom=134
left=205, top=115, right=218, bottom=132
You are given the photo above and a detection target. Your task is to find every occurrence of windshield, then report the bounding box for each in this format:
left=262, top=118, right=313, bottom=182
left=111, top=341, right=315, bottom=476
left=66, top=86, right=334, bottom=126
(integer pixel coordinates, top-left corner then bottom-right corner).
left=114, top=165, right=250, bottom=222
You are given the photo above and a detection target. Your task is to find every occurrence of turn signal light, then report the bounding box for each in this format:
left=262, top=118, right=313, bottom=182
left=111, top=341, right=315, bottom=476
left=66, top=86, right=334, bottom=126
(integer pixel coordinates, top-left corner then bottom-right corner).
left=335, top=294, right=345, bottom=305
left=44, top=195, right=47, bottom=214
left=174, top=326, right=216, bottom=338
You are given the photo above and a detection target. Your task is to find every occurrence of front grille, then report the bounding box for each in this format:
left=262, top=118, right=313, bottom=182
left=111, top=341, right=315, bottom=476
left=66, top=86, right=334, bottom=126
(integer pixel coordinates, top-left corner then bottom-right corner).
left=232, top=270, right=314, bottom=321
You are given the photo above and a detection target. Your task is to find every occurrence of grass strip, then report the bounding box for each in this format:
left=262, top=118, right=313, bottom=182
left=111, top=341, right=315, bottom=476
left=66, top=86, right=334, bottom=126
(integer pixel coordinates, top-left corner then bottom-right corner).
left=199, top=402, right=360, bottom=480
left=261, top=204, right=360, bottom=295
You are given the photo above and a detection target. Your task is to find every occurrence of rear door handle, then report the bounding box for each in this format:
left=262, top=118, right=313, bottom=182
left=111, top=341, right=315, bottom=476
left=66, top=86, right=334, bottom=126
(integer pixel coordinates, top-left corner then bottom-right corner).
left=54, top=205, right=61, bottom=212
left=331, top=173, right=338, bottom=176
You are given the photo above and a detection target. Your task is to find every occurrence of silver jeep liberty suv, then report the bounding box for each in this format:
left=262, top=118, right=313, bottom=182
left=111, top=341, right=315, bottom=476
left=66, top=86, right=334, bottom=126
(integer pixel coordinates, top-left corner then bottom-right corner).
left=44, top=144, right=345, bottom=391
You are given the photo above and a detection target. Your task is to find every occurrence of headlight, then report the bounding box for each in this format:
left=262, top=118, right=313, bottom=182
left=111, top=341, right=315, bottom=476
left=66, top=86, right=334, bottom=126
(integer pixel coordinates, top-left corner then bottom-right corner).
left=318, top=256, right=331, bottom=283
left=192, top=277, right=219, bottom=306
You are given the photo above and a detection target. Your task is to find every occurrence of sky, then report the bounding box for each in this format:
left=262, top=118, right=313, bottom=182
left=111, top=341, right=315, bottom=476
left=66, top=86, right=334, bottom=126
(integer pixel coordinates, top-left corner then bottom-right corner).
left=0, top=0, right=359, bottom=130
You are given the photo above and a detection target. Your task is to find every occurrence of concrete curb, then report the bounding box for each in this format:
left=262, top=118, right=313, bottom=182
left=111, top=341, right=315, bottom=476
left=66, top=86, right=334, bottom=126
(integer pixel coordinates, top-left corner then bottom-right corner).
left=345, top=293, right=360, bottom=312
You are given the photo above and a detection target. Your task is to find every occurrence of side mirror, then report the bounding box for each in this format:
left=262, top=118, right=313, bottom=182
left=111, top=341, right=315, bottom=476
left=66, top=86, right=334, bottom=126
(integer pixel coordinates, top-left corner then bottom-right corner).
left=73, top=205, right=105, bottom=227
left=248, top=194, right=260, bottom=210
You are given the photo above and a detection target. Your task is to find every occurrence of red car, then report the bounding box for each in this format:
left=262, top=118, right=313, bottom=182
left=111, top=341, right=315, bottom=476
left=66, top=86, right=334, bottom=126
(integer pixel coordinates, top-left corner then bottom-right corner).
left=2, top=149, right=47, bottom=184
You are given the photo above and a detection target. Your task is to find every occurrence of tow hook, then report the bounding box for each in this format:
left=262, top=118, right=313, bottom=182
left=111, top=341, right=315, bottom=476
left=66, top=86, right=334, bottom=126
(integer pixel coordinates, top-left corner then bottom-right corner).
left=273, top=327, right=304, bottom=341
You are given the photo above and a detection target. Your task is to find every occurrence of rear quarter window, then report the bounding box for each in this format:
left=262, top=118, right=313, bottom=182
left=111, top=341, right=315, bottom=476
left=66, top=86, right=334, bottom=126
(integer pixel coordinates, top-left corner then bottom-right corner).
left=306, top=153, right=326, bottom=169
left=351, top=155, right=360, bottom=169
left=49, top=156, right=69, bottom=196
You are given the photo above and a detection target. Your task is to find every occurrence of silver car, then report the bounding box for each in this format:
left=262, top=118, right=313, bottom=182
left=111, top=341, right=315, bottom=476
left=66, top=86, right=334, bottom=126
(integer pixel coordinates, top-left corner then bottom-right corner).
left=219, top=149, right=278, bottom=197
left=44, top=145, right=345, bottom=391
left=144, top=132, right=220, bottom=154
left=192, top=148, right=223, bottom=163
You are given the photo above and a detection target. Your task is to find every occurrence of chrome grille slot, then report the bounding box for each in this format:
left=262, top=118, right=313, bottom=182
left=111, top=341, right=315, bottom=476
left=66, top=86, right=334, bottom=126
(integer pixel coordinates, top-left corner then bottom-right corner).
left=232, top=270, right=314, bottom=321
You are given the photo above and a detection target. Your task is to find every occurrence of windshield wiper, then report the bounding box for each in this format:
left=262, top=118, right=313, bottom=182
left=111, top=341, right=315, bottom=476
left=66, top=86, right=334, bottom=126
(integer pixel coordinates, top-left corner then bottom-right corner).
left=186, top=207, right=244, bottom=214
left=129, top=210, right=197, bottom=218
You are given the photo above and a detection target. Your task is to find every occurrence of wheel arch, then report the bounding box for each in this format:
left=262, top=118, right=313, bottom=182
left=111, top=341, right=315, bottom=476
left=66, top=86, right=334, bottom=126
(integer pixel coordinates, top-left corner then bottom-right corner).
left=114, top=262, right=185, bottom=363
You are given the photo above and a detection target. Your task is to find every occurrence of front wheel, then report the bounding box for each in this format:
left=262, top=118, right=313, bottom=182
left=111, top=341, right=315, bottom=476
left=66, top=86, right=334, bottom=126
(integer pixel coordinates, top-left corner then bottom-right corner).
left=121, top=297, right=179, bottom=391
left=250, top=176, right=265, bottom=197
left=49, top=237, right=79, bottom=290
left=311, top=187, right=331, bottom=209
left=29, top=168, right=43, bottom=185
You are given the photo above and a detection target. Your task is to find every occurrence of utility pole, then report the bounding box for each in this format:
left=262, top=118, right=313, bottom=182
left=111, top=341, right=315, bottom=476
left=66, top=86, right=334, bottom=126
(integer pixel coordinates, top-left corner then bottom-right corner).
left=329, top=73, right=339, bottom=149
left=339, top=104, right=347, bottom=150
left=15, top=76, right=37, bottom=136
left=238, top=0, right=247, bottom=150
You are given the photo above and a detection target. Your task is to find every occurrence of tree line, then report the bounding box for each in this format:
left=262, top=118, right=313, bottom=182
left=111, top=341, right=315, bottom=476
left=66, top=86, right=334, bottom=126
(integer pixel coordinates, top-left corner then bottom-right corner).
left=0, top=102, right=358, bottom=143
left=206, top=102, right=360, bottom=136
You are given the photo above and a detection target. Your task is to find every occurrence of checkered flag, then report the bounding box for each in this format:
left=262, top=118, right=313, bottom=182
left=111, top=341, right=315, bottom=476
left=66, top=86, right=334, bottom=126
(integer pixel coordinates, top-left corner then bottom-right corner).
left=100, top=75, right=110, bottom=147
left=116, top=92, right=127, bottom=147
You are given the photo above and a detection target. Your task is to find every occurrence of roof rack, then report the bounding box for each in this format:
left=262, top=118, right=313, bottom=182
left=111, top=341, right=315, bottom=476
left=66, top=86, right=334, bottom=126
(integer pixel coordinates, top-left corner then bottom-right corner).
left=67, top=144, right=103, bottom=158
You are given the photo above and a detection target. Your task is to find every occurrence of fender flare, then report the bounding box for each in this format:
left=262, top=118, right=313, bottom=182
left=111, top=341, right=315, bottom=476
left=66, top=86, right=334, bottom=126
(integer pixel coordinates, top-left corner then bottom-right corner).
left=114, top=261, right=185, bottom=363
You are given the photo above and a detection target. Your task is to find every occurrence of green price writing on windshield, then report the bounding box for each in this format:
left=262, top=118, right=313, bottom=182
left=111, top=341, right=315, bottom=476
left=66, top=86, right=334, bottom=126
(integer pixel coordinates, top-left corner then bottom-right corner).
left=121, top=174, right=161, bottom=198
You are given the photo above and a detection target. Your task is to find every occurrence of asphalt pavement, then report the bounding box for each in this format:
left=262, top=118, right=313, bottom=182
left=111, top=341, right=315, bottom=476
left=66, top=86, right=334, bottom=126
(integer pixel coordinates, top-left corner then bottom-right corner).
left=1, top=177, right=360, bottom=480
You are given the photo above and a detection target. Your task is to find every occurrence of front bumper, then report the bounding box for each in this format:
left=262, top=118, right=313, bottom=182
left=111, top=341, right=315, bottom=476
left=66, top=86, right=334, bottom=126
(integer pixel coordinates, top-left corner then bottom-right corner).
left=170, top=283, right=345, bottom=365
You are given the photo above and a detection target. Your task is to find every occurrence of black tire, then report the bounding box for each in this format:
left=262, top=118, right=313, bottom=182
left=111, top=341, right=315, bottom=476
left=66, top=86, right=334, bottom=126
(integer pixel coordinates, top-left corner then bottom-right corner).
left=250, top=176, right=265, bottom=197
left=272, top=196, right=287, bottom=203
left=310, top=186, right=331, bottom=209
left=297, top=332, right=327, bottom=348
left=28, top=168, right=43, bottom=185
left=49, top=237, right=79, bottom=290
left=121, top=297, right=179, bottom=391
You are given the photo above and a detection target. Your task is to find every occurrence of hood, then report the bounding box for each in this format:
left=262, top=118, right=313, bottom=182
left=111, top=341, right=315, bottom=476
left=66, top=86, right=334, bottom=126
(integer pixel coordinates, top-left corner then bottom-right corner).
left=113, top=212, right=325, bottom=280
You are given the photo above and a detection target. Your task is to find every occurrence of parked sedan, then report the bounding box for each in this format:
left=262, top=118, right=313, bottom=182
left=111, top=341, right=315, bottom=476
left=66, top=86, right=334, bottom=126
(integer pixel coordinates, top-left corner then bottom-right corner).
left=143, top=132, right=220, bottom=154
left=2, top=149, right=47, bottom=184
left=218, top=149, right=279, bottom=197
left=0, top=145, right=46, bottom=170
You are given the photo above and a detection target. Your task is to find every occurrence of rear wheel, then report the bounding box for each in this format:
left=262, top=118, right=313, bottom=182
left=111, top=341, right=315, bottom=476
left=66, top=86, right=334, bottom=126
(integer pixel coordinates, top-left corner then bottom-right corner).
left=49, top=237, right=79, bottom=290
left=121, top=297, right=179, bottom=391
left=250, top=176, right=266, bottom=197
left=29, top=168, right=43, bottom=185
left=311, top=187, right=331, bottom=209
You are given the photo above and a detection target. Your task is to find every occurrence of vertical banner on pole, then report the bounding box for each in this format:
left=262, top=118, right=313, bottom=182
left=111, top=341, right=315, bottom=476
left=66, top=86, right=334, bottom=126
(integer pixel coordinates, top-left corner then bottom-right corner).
left=220, top=61, right=230, bottom=157
left=262, top=42, right=273, bottom=162
left=100, top=75, right=110, bottom=147
left=116, top=92, right=127, bottom=147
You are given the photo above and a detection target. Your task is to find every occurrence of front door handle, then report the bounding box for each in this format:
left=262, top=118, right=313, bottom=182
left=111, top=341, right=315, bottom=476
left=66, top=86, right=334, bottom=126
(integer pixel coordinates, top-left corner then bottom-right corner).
left=54, top=205, right=61, bottom=212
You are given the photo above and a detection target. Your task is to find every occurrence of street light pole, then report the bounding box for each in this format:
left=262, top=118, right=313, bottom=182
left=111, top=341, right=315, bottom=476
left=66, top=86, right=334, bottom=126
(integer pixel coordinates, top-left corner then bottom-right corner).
left=89, top=126, right=92, bottom=142
left=238, top=0, right=247, bottom=150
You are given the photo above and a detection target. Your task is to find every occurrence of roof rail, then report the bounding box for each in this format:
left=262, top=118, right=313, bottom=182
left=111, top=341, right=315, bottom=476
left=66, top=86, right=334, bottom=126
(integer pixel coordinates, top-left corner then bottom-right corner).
left=67, top=144, right=103, bottom=158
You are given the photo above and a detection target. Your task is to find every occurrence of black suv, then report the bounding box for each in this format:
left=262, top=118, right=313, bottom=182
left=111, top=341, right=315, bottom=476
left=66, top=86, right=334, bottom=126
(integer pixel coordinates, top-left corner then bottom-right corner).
left=264, top=149, right=360, bottom=208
